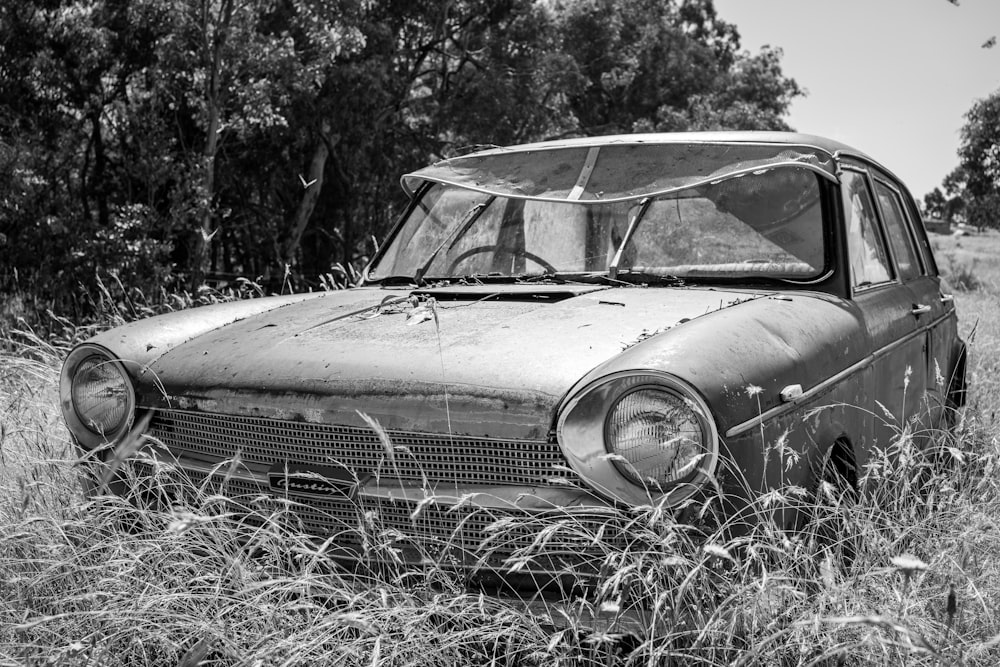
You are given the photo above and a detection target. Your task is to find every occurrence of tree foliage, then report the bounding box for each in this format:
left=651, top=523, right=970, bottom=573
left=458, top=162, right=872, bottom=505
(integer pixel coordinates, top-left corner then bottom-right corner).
left=955, top=92, right=1000, bottom=229
left=928, top=90, right=1000, bottom=229
left=0, top=0, right=803, bottom=317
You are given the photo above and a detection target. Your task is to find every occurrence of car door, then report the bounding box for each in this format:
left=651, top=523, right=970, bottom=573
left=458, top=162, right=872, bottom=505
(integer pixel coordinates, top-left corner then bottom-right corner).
left=872, top=171, right=959, bottom=426
left=841, top=166, right=927, bottom=449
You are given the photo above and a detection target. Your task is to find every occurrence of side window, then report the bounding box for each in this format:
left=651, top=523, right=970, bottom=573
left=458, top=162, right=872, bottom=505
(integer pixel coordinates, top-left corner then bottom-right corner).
left=874, top=180, right=922, bottom=281
left=902, top=186, right=940, bottom=277
left=841, top=169, right=892, bottom=287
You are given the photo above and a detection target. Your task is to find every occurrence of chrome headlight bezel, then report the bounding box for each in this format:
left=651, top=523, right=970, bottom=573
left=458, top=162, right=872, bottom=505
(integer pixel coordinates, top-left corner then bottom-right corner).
left=60, top=343, right=135, bottom=448
left=556, top=370, right=719, bottom=507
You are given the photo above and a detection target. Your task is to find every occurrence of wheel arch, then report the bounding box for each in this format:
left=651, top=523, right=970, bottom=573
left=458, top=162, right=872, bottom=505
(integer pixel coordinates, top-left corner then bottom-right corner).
left=948, top=340, right=968, bottom=409
left=825, top=435, right=859, bottom=494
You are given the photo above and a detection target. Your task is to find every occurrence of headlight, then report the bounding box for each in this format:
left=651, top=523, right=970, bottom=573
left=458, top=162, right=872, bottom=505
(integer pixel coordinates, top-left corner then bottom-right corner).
left=72, top=355, right=130, bottom=434
left=605, top=386, right=707, bottom=491
left=61, top=344, right=135, bottom=447
left=557, top=371, right=718, bottom=506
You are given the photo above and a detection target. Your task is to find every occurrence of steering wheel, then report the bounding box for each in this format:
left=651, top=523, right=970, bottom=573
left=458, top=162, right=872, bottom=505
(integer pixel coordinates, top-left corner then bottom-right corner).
left=445, top=246, right=558, bottom=275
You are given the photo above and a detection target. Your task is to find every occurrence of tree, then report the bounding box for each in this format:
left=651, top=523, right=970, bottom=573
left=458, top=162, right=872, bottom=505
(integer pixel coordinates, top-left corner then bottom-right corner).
left=0, top=0, right=175, bottom=316
left=0, top=0, right=805, bottom=320
left=943, top=91, right=1000, bottom=230
left=923, top=184, right=965, bottom=222
left=923, top=187, right=947, bottom=219
left=145, top=0, right=367, bottom=285
left=552, top=0, right=801, bottom=135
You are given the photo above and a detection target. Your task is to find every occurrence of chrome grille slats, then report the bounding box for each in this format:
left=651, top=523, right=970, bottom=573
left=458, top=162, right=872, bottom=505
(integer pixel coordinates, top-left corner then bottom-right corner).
left=147, top=409, right=570, bottom=486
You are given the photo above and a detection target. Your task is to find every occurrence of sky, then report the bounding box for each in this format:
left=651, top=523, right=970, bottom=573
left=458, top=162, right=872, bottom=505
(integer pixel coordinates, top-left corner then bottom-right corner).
left=713, top=0, right=1000, bottom=200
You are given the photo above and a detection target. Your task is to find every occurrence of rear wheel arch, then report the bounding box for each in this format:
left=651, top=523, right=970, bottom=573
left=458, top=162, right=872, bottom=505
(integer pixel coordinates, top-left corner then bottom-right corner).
left=948, top=340, right=968, bottom=409
left=822, top=436, right=859, bottom=497
left=813, top=436, right=861, bottom=567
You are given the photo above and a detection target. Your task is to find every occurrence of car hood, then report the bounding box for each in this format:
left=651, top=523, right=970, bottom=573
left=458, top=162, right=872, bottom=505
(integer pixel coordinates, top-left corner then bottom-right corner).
left=128, top=285, right=768, bottom=439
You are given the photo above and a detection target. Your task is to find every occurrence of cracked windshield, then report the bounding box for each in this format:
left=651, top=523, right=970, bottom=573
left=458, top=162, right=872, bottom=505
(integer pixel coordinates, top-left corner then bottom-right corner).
left=370, top=154, right=826, bottom=284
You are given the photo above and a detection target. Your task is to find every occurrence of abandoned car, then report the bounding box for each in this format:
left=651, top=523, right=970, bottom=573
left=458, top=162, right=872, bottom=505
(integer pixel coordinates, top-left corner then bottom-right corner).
left=60, top=132, right=965, bottom=622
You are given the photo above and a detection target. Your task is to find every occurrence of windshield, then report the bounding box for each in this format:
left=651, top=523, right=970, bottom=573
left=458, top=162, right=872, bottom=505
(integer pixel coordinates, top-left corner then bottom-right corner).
left=369, top=151, right=829, bottom=284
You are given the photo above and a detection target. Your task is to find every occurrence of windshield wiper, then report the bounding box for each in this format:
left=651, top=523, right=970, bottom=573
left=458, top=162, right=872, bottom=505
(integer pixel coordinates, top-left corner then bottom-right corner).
left=396, top=270, right=683, bottom=288
left=517, top=273, right=568, bottom=284
left=521, top=272, right=638, bottom=286
left=413, top=197, right=494, bottom=285
left=454, top=273, right=517, bottom=284
left=609, top=197, right=652, bottom=280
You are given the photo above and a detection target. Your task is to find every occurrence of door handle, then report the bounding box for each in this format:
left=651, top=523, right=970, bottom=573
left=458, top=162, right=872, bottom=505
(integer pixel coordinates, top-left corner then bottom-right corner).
left=911, top=304, right=931, bottom=316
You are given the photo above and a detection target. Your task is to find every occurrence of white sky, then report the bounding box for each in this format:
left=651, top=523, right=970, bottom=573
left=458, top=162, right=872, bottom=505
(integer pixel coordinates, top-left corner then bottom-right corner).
left=713, top=0, right=1000, bottom=200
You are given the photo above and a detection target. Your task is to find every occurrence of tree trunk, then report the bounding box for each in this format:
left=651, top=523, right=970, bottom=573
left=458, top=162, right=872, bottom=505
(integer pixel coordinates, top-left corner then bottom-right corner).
left=281, top=124, right=339, bottom=270
left=191, top=0, right=236, bottom=290
left=90, top=110, right=110, bottom=228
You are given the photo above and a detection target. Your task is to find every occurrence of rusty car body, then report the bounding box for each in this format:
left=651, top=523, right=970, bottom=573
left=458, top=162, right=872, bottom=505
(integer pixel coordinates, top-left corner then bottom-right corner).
left=60, top=132, right=966, bottom=626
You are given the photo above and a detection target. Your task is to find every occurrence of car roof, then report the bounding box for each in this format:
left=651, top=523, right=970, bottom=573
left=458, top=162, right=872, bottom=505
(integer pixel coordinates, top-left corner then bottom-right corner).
left=456, top=131, right=872, bottom=162
left=401, top=131, right=869, bottom=203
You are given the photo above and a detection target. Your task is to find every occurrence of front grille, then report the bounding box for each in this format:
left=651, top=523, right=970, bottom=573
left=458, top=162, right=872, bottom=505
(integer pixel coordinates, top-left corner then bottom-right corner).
left=126, top=461, right=632, bottom=580
left=147, top=409, right=571, bottom=486
left=137, top=409, right=628, bottom=582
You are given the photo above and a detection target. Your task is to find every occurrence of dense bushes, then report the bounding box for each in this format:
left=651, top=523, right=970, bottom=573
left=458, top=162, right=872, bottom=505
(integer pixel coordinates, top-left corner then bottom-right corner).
left=0, top=0, right=802, bottom=326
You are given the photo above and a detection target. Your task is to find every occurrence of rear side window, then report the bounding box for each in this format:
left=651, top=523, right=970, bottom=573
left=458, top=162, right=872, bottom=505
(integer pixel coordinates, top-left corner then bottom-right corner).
left=874, top=180, right=922, bottom=281
left=842, top=170, right=892, bottom=287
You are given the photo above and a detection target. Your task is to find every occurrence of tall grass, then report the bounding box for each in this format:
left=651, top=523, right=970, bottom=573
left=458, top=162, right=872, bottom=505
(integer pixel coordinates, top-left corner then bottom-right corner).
left=4, top=359, right=1000, bottom=664
left=0, top=272, right=280, bottom=350
left=4, top=238, right=1000, bottom=665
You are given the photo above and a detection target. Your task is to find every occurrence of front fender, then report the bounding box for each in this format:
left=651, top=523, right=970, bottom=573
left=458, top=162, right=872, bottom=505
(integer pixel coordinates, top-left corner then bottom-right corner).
left=556, top=291, right=873, bottom=494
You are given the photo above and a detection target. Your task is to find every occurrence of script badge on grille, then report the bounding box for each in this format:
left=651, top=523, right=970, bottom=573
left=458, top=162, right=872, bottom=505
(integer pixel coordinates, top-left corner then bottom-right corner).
left=268, top=462, right=365, bottom=499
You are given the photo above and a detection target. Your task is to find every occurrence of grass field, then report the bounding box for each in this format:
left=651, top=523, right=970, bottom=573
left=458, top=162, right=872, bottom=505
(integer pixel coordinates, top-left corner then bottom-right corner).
left=3, top=233, right=1000, bottom=665
left=933, top=230, right=1000, bottom=415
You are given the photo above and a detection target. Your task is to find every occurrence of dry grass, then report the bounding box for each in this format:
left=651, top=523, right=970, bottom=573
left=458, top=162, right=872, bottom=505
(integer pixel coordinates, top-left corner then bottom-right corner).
left=933, top=229, right=1000, bottom=417
left=4, top=241, right=1000, bottom=665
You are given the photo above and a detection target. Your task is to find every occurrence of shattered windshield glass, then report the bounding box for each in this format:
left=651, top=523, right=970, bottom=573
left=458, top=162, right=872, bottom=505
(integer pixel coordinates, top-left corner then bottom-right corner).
left=368, top=142, right=831, bottom=284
